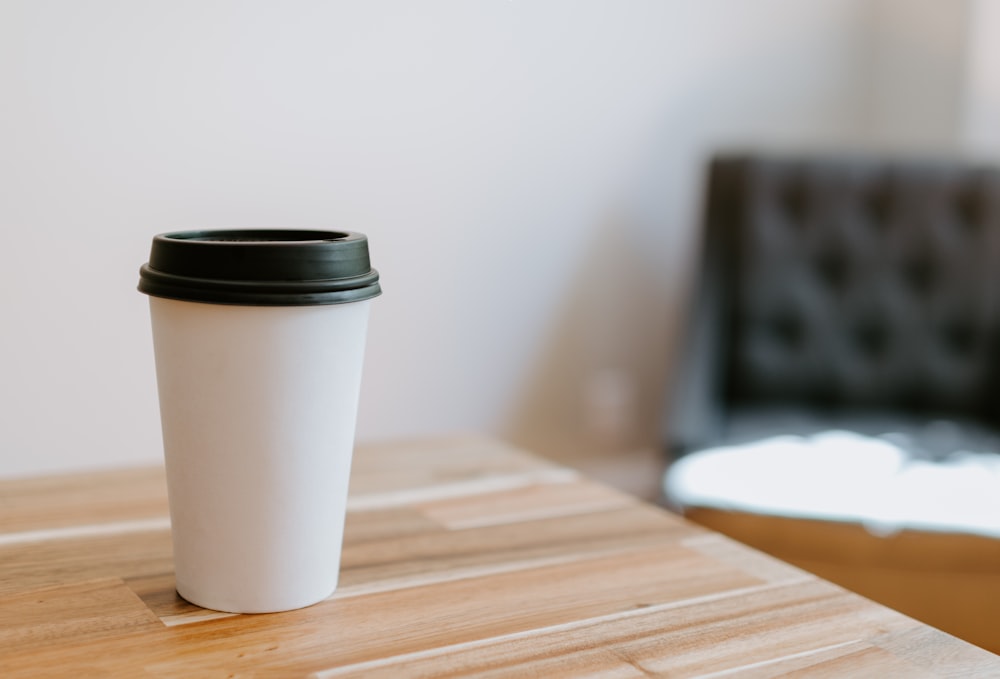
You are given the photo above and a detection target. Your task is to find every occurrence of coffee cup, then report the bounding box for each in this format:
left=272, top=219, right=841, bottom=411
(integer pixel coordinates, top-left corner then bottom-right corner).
left=138, top=229, right=380, bottom=613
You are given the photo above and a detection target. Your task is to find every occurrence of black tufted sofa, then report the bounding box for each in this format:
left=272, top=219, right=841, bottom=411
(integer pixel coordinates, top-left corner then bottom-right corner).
left=666, top=154, right=1000, bottom=458
left=661, top=155, right=1000, bottom=652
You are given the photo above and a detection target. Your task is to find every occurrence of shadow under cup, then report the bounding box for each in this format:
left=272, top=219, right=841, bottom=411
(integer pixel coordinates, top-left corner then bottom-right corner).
left=139, top=229, right=381, bottom=613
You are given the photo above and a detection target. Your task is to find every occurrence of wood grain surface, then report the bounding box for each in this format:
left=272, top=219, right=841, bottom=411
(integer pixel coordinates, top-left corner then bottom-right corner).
left=0, top=435, right=996, bottom=677
left=686, top=506, right=1000, bottom=656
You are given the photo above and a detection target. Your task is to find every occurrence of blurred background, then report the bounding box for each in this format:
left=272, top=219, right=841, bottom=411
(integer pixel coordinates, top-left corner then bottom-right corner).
left=1, top=0, right=998, bottom=482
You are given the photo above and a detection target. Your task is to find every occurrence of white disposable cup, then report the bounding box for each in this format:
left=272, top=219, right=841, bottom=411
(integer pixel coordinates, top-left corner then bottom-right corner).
left=149, top=297, right=370, bottom=613
left=139, top=229, right=380, bottom=613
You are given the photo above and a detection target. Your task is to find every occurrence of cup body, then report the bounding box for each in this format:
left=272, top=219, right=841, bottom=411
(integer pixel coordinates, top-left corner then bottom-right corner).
left=149, top=295, right=370, bottom=613
left=140, top=229, right=379, bottom=613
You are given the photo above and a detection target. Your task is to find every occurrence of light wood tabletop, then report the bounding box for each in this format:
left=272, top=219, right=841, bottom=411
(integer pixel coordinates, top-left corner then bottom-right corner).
left=1, top=435, right=996, bottom=677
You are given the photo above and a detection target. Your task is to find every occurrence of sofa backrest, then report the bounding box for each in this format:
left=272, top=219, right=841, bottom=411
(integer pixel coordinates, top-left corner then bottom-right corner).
left=702, top=156, right=1000, bottom=421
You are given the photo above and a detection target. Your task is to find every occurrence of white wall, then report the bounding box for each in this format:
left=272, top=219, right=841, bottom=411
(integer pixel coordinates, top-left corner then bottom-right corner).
left=963, top=0, right=1000, bottom=157
left=859, top=0, right=970, bottom=153
left=0, top=0, right=909, bottom=477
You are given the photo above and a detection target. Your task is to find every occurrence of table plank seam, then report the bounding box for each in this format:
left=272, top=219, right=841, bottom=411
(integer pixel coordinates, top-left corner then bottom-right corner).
left=437, top=497, right=636, bottom=530
left=307, top=577, right=815, bottom=678
left=0, top=517, right=171, bottom=546
left=345, top=469, right=580, bottom=512
left=688, top=639, right=868, bottom=679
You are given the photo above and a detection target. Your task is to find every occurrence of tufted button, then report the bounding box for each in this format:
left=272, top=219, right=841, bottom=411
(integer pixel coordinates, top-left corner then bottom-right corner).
left=815, top=252, right=849, bottom=291
left=940, top=321, right=975, bottom=357
left=781, top=179, right=808, bottom=226
left=901, top=256, right=937, bottom=295
left=768, top=313, right=804, bottom=349
left=853, top=319, right=890, bottom=358
left=955, top=188, right=982, bottom=230
left=862, top=183, right=891, bottom=227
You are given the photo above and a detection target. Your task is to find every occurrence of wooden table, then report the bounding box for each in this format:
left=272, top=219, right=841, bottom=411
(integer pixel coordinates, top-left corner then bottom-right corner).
left=1, top=436, right=996, bottom=677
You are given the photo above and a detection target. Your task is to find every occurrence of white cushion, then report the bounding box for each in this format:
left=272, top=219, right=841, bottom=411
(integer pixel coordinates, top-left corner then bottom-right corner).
left=665, top=430, right=1000, bottom=538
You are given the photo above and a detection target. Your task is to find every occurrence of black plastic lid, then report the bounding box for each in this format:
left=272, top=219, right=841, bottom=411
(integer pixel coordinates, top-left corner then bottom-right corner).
left=138, top=229, right=381, bottom=306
